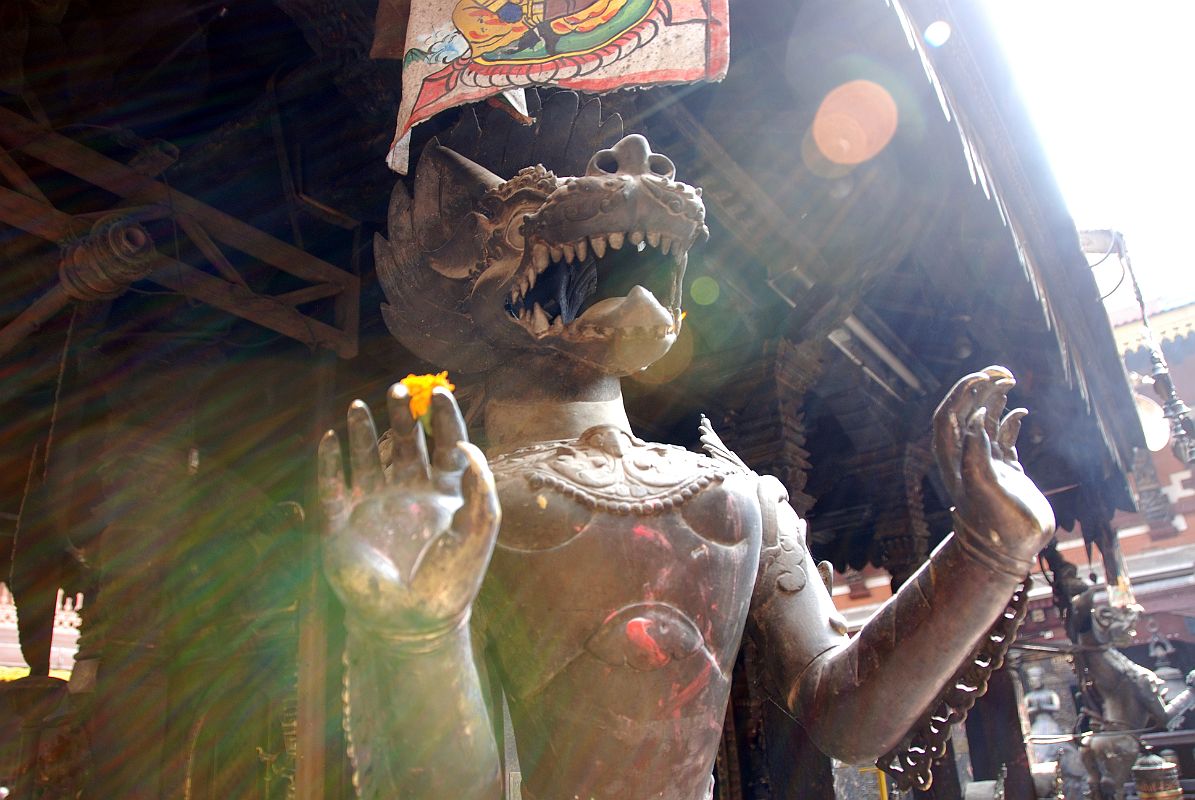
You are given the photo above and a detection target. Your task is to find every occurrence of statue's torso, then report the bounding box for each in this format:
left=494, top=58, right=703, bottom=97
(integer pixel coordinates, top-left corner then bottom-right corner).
left=478, top=425, right=762, bottom=799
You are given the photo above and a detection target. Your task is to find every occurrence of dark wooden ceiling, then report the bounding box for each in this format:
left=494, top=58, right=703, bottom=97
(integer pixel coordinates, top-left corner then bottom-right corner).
left=0, top=0, right=1144, bottom=583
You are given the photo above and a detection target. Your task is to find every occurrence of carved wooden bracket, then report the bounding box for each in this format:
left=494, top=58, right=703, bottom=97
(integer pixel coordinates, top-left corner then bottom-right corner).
left=0, top=107, right=359, bottom=358
left=867, top=438, right=935, bottom=587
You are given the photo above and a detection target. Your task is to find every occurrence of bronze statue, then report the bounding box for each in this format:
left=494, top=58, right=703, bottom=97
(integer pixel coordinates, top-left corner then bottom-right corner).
left=317, top=133, right=1057, bottom=799
left=1068, top=591, right=1167, bottom=800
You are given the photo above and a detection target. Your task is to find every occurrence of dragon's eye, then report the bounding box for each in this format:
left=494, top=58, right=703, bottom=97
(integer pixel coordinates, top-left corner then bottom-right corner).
left=504, top=214, right=526, bottom=250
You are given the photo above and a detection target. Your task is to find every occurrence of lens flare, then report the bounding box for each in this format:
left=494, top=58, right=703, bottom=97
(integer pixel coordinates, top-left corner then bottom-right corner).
left=632, top=323, right=693, bottom=385
left=924, top=20, right=952, bottom=47
left=811, top=80, right=899, bottom=166
left=690, top=276, right=720, bottom=306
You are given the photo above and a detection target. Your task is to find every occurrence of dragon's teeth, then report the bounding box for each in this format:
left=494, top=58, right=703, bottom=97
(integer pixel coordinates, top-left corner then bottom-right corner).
left=660, top=236, right=673, bottom=255
left=647, top=231, right=661, bottom=248
left=533, top=244, right=550, bottom=270
left=562, top=244, right=575, bottom=263
left=609, top=232, right=625, bottom=250
left=575, top=238, right=588, bottom=261
left=630, top=231, right=644, bottom=246
left=532, top=304, right=549, bottom=333
left=518, top=306, right=529, bottom=320
left=550, top=245, right=564, bottom=263
left=591, top=235, right=607, bottom=258
left=550, top=316, right=564, bottom=333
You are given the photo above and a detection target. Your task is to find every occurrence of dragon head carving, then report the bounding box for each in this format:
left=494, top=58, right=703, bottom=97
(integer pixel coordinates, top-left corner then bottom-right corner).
left=1072, top=587, right=1141, bottom=647
left=376, top=132, right=707, bottom=377
left=1090, top=603, right=1140, bottom=647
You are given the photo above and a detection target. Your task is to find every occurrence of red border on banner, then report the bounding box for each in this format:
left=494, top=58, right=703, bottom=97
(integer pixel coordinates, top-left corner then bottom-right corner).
left=395, top=0, right=730, bottom=145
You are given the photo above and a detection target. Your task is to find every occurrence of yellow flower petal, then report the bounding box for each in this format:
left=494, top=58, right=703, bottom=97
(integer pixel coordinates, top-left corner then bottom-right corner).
left=399, top=372, right=456, bottom=420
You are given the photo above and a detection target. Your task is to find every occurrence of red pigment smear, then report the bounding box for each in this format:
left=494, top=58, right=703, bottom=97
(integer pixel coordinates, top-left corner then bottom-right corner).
left=632, top=524, right=672, bottom=550
left=725, top=494, right=743, bottom=541
left=625, top=617, right=669, bottom=668
left=666, top=662, right=712, bottom=715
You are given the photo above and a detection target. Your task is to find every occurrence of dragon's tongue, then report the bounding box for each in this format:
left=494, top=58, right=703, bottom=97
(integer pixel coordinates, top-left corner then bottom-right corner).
left=576, top=286, right=672, bottom=329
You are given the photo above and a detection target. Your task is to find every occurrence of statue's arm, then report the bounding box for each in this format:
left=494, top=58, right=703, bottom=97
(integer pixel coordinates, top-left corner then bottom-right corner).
left=320, top=386, right=502, bottom=799
left=748, top=490, right=1031, bottom=764
left=749, top=368, right=1055, bottom=765
left=340, top=621, right=501, bottom=798
left=1165, top=676, right=1195, bottom=729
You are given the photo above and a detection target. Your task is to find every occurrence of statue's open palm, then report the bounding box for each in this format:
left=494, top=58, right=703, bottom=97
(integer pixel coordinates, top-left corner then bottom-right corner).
left=319, top=386, right=500, bottom=637
left=933, top=367, right=1055, bottom=568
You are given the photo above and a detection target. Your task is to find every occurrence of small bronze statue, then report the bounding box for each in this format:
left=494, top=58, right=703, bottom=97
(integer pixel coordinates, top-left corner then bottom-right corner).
left=1069, top=591, right=1168, bottom=800
left=318, top=134, right=1056, bottom=798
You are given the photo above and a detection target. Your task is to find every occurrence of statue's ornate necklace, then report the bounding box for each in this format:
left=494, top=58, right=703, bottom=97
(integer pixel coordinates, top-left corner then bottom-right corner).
left=490, top=424, right=746, bottom=515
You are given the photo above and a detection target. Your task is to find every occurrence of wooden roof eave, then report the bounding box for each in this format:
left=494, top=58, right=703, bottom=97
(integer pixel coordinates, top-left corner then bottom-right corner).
left=888, top=0, right=1146, bottom=510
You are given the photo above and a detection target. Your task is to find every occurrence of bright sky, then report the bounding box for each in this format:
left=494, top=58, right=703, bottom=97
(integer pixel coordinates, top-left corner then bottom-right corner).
left=977, top=1, right=1195, bottom=319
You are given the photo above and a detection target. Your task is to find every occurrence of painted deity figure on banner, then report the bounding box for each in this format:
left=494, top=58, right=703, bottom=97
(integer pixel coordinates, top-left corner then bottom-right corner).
left=373, top=0, right=728, bottom=170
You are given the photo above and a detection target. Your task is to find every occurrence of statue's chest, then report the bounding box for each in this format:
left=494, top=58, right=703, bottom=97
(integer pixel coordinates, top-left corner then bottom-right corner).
left=480, top=426, right=762, bottom=701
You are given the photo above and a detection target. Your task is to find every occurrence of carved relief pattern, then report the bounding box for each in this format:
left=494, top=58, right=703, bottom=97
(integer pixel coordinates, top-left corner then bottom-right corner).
left=871, top=439, right=934, bottom=585
left=752, top=477, right=808, bottom=599
left=877, top=579, right=1031, bottom=791
left=491, top=425, right=747, bottom=515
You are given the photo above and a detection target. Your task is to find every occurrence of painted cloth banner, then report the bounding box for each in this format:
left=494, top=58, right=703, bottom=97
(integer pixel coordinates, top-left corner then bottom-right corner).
left=374, top=0, right=729, bottom=172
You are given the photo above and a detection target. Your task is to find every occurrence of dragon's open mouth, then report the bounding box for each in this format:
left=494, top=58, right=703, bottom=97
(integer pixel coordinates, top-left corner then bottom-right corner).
left=505, top=229, right=686, bottom=339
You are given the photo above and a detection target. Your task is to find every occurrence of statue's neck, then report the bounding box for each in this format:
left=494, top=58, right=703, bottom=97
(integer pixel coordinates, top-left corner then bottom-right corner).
left=482, top=364, right=628, bottom=455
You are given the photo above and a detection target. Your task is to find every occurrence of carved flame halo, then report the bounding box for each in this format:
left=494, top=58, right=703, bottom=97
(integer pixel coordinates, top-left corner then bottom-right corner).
left=377, top=135, right=708, bottom=378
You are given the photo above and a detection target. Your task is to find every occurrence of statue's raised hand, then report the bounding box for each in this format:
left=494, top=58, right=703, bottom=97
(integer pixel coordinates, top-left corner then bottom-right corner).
left=933, top=367, right=1056, bottom=577
left=319, top=385, right=500, bottom=639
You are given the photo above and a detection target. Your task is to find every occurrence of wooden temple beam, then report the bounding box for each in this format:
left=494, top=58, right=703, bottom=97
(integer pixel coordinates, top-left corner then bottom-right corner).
left=274, top=282, right=345, bottom=306
left=0, top=282, right=72, bottom=359
left=175, top=214, right=250, bottom=288
left=657, top=97, right=931, bottom=390
left=0, top=145, right=49, bottom=203
left=657, top=98, right=794, bottom=243
left=0, top=185, right=357, bottom=357
left=150, top=261, right=355, bottom=356
left=0, top=181, right=73, bottom=241
left=0, top=106, right=352, bottom=292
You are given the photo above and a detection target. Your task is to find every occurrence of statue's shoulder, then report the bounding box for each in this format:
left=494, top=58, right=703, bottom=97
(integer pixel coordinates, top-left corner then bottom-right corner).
left=696, top=414, right=752, bottom=474
left=489, top=422, right=754, bottom=515
left=697, top=415, right=791, bottom=505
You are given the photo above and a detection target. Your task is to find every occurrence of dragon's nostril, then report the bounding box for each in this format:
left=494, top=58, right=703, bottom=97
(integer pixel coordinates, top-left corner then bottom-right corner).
left=587, top=134, right=663, bottom=176
left=589, top=151, right=619, bottom=175
left=648, top=154, right=675, bottom=180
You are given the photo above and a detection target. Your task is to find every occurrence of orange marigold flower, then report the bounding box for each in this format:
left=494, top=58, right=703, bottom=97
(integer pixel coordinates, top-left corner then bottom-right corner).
left=399, top=371, right=455, bottom=420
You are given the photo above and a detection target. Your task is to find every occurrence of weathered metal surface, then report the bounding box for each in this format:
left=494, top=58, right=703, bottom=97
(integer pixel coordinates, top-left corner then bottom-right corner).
left=319, top=134, right=1058, bottom=798
left=1133, top=752, right=1182, bottom=800
left=1070, top=592, right=1167, bottom=800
